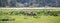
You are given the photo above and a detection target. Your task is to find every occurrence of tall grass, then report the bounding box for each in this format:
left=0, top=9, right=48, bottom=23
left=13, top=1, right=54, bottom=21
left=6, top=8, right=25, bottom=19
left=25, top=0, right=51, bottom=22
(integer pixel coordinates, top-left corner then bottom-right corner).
left=0, top=9, right=60, bottom=23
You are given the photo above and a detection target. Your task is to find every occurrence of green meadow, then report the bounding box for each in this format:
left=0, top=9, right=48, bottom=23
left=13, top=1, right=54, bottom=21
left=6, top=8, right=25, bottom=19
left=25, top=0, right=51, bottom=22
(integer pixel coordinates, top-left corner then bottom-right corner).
left=0, top=9, right=60, bottom=23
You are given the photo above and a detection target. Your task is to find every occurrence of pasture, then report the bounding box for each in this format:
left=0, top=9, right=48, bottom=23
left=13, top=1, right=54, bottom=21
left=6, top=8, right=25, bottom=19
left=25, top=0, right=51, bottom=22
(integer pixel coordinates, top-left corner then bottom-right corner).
left=0, top=9, right=60, bottom=23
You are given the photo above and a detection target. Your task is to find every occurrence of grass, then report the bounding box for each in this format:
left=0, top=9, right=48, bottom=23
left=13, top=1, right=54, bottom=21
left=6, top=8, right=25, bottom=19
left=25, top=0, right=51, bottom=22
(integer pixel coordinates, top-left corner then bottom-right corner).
left=0, top=9, right=60, bottom=23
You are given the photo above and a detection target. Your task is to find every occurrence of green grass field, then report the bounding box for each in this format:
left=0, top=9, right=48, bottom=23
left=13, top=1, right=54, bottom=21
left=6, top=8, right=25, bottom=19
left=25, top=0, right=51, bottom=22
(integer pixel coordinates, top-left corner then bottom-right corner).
left=0, top=9, right=60, bottom=23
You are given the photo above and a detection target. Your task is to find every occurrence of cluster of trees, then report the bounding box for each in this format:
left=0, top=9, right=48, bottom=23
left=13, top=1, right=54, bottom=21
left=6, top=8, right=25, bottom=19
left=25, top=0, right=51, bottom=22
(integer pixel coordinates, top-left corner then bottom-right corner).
left=0, top=0, right=60, bottom=7
left=0, top=0, right=16, bottom=7
left=0, top=0, right=8, bottom=7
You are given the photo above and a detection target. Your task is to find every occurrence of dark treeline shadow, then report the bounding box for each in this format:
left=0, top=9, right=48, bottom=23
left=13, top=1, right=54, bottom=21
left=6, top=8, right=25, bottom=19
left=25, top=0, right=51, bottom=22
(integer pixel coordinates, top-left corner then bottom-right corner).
left=0, top=0, right=60, bottom=7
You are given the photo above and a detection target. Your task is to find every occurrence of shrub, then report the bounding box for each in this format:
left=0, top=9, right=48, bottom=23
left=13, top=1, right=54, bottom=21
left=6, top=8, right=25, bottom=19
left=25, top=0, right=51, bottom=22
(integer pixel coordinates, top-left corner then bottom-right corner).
left=24, top=12, right=37, bottom=16
left=0, top=18, right=15, bottom=21
left=33, top=16, right=40, bottom=19
left=44, top=11, right=59, bottom=16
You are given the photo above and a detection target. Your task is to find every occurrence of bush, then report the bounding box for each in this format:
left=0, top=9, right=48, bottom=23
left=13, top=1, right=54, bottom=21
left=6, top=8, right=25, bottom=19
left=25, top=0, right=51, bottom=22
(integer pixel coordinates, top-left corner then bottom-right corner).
left=44, top=11, right=59, bottom=16
left=24, top=12, right=37, bottom=16
left=33, top=16, right=40, bottom=19
left=0, top=18, right=15, bottom=21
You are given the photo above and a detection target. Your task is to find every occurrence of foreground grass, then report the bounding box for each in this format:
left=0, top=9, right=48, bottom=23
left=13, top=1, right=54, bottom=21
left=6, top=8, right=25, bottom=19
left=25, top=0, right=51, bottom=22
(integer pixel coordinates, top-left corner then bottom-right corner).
left=0, top=15, right=60, bottom=23
left=0, top=9, right=60, bottom=23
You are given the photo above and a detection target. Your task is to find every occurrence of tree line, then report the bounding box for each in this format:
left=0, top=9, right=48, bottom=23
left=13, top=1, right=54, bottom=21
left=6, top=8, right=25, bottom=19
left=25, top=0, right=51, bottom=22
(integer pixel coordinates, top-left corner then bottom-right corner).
left=0, top=0, right=60, bottom=7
